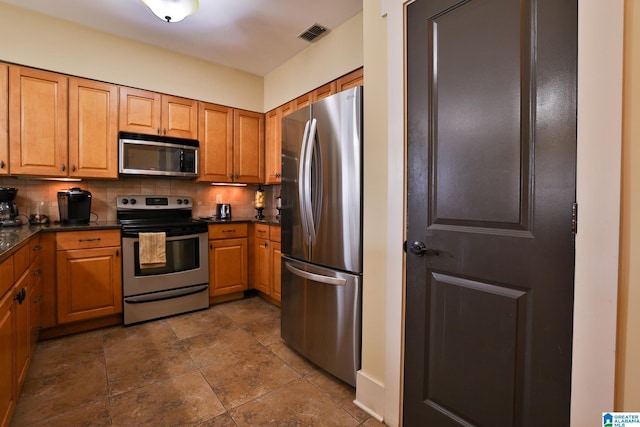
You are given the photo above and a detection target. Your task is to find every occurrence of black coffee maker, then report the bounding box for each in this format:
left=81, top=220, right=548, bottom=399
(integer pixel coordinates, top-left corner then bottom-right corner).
left=58, top=188, right=92, bottom=225
left=0, top=187, right=21, bottom=227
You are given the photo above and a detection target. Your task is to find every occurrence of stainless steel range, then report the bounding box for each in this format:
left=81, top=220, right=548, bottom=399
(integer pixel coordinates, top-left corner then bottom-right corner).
left=117, top=195, right=209, bottom=325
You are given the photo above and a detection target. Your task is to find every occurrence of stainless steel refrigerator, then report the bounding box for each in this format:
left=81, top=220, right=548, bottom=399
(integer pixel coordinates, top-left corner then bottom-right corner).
left=280, top=86, right=363, bottom=387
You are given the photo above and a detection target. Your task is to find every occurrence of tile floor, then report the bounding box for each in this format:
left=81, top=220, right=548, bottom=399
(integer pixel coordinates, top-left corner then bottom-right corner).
left=11, top=295, right=384, bottom=426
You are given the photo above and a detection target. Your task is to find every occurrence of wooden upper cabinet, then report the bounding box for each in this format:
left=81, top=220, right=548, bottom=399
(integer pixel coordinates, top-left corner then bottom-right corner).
left=265, top=101, right=294, bottom=184
left=264, top=108, right=280, bottom=184
left=294, top=92, right=312, bottom=111
left=9, top=66, right=68, bottom=177
left=69, top=77, right=118, bottom=179
left=119, top=87, right=197, bottom=139
left=234, top=109, right=264, bottom=183
left=336, top=67, right=364, bottom=92
left=162, top=94, right=198, bottom=139
left=119, top=87, right=161, bottom=135
left=0, top=64, right=7, bottom=175
left=312, top=81, right=336, bottom=102
left=198, top=102, right=233, bottom=182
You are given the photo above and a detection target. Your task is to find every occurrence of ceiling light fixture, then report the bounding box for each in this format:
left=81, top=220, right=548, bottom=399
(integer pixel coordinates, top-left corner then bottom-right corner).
left=140, top=0, right=199, bottom=23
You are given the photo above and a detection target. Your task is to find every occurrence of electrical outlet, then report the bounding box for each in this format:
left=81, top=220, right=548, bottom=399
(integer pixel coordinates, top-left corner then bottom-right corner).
left=216, top=193, right=222, bottom=203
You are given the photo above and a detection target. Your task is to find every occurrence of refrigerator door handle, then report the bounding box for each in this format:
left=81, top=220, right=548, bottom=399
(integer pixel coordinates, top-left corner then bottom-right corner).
left=298, top=119, right=311, bottom=243
left=285, top=261, right=347, bottom=286
left=305, top=118, right=318, bottom=245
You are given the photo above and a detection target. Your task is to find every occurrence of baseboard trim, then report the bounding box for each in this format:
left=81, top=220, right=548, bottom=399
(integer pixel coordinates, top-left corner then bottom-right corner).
left=354, top=370, right=385, bottom=422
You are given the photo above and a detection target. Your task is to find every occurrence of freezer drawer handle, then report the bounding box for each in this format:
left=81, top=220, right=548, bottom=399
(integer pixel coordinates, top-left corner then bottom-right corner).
left=285, top=262, right=346, bottom=286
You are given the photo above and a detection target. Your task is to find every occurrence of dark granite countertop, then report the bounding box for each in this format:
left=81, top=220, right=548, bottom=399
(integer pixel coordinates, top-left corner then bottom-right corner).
left=198, top=216, right=281, bottom=226
left=0, top=218, right=280, bottom=263
left=0, top=221, right=122, bottom=263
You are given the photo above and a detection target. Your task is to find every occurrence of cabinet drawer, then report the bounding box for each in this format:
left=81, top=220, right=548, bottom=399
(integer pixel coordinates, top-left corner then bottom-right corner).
left=13, top=244, right=30, bottom=280
left=209, top=223, right=248, bottom=239
left=270, top=226, right=281, bottom=243
left=56, top=229, right=121, bottom=250
left=0, top=255, right=13, bottom=297
left=30, top=234, right=42, bottom=262
left=254, top=223, right=270, bottom=239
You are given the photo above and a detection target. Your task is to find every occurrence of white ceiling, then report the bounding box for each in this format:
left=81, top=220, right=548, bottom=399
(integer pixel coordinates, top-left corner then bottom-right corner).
left=0, top=0, right=363, bottom=76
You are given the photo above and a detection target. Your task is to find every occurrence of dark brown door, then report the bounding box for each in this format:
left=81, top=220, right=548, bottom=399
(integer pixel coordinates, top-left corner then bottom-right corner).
left=404, top=0, right=577, bottom=426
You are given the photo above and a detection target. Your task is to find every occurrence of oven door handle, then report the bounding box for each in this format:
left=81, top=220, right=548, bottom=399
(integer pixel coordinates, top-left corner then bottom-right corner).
left=124, top=284, right=208, bottom=304
left=123, top=232, right=207, bottom=241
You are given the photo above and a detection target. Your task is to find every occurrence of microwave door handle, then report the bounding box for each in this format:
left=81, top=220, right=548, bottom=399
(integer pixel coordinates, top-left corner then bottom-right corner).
left=298, top=120, right=311, bottom=244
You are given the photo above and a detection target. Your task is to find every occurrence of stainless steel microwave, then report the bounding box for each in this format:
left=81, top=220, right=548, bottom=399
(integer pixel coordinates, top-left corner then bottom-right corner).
left=118, top=132, right=198, bottom=178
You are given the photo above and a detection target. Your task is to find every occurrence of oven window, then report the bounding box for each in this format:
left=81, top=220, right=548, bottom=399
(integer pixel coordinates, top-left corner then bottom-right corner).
left=134, top=236, right=200, bottom=276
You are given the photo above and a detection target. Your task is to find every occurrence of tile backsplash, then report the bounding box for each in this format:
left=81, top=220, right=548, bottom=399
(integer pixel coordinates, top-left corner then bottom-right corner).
left=0, top=177, right=281, bottom=223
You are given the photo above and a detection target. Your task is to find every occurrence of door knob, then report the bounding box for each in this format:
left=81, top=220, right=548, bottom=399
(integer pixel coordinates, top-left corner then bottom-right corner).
left=407, top=240, right=439, bottom=257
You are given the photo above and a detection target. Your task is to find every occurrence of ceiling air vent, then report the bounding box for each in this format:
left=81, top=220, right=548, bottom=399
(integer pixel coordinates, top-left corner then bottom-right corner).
left=298, top=24, right=329, bottom=42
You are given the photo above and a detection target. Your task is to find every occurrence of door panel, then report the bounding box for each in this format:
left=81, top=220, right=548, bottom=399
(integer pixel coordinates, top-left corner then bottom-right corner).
left=405, top=0, right=577, bottom=425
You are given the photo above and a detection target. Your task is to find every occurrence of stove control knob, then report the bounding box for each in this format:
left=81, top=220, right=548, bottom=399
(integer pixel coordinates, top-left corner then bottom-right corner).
left=183, top=199, right=189, bottom=205
left=177, top=199, right=183, bottom=205
left=130, top=198, right=137, bottom=205
left=121, top=198, right=129, bottom=205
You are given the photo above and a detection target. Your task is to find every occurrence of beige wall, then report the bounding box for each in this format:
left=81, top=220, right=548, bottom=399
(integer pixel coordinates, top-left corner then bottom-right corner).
left=263, top=13, right=363, bottom=111
left=616, top=0, right=640, bottom=410
left=0, top=3, right=263, bottom=112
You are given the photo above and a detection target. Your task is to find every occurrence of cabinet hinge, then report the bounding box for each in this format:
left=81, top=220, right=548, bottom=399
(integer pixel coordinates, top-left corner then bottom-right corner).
left=572, top=202, right=578, bottom=235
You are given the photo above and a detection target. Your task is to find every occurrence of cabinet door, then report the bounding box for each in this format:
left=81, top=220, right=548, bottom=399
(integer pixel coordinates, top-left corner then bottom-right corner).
left=56, top=247, right=123, bottom=324
left=255, top=237, right=271, bottom=294
left=209, top=238, right=248, bottom=296
left=162, top=95, right=198, bottom=139
left=39, top=233, right=57, bottom=330
left=0, top=64, right=8, bottom=175
left=264, top=108, right=281, bottom=184
left=14, top=271, right=30, bottom=395
left=69, top=78, right=119, bottom=179
left=265, top=101, right=294, bottom=185
left=0, top=289, right=15, bottom=427
left=312, top=81, right=336, bottom=102
left=119, top=87, right=161, bottom=135
left=294, top=92, right=312, bottom=111
left=271, top=241, right=282, bottom=302
left=233, top=109, right=264, bottom=183
left=28, top=271, right=42, bottom=354
left=336, top=68, right=364, bottom=92
left=9, top=66, right=68, bottom=177
left=198, top=102, right=233, bottom=182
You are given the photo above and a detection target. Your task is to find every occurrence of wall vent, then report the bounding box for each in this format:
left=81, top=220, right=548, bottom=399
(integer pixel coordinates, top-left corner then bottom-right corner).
left=298, top=24, right=329, bottom=42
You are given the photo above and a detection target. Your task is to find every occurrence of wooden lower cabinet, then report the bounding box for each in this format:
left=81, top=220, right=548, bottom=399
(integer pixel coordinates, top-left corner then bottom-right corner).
left=0, top=241, right=37, bottom=427
left=56, top=230, right=122, bottom=324
left=255, top=235, right=270, bottom=294
left=252, top=224, right=281, bottom=303
left=0, top=284, right=15, bottom=427
left=13, top=270, right=30, bottom=394
left=208, top=224, right=248, bottom=297
left=271, top=241, right=282, bottom=301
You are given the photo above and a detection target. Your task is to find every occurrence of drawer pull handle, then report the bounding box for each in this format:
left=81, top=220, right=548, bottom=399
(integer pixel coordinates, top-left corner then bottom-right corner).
left=33, top=268, right=42, bottom=276
left=79, top=238, right=101, bottom=242
left=222, top=229, right=236, bottom=233
left=32, top=245, right=42, bottom=251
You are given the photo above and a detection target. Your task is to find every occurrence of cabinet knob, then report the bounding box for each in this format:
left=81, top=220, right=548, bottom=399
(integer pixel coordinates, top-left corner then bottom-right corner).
left=163, top=128, right=167, bottom=135
left=0, top=160, right=5, bottom=169
left=61, top=163, right=66, bottom=171
left=157, top=127, right=161, bottom=134
left=72, top=165, right=76, bottom=172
